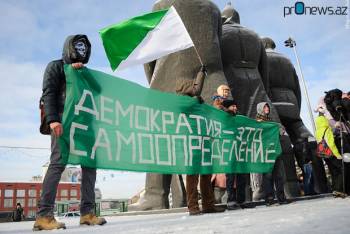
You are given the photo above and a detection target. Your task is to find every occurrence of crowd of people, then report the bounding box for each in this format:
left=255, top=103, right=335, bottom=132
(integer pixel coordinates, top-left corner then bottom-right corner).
left=33, top=0, right=350, bottom=231
left=210, top=87, right=350, bottom=211
left=35, top=36, right=350, bottom=231
left=210, top=85, right=290, bottom=211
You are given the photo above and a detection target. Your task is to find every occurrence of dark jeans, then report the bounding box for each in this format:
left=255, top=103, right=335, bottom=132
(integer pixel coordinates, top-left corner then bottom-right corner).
left=335, top=133, right=350, bottom=193
left=303, top=163, right=315, bottom=195
left=263, top=156, right=286, bottom=201
left=226, top=173, right=246, bottom=204
left=324, top=157, right=343, bottom=192
left=37, top=133, right=96, bottom=217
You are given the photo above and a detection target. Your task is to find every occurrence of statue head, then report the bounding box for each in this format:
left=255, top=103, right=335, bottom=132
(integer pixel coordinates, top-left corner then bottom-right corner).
left=261, top=37, right=276, bottom=50
left=222, top=2, right=240, bottom=24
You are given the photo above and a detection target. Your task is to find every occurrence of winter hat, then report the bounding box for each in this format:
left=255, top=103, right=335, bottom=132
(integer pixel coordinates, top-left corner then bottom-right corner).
left=217, top=85, right=230, bottom=98
left=212, top=95, right=225, bottom=101
left=256, top=102, right=269, bottom=116
left=222, top=99, right=237, bottom=108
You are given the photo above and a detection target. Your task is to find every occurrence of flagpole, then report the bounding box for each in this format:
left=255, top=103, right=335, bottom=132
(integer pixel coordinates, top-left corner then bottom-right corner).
left=191, top=44, right=207, bottom=97
left=192, top=44, right=204, bottom=67
left=284, top=37, right=316, bottom=135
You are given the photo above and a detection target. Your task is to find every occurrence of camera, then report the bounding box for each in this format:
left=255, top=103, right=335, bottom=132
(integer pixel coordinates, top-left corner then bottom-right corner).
left=324, top=89, right=350, bottom=123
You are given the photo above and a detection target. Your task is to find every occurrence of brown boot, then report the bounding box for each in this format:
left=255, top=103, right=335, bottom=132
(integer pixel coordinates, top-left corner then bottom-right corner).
left=186, top=175, right=201, bottom=216
left=33, top=216, right=66, bottom=231
left=189, top=208, right=201, bottom=216
left=199, top=174, right=226, bottom=214
left=80, top=213, right=107, bottom=226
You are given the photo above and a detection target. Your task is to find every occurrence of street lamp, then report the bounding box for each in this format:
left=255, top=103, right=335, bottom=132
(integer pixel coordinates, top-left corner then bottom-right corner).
left=284, top=37, right=316, bottom=135
left=284, top=37, right=296, bottom=48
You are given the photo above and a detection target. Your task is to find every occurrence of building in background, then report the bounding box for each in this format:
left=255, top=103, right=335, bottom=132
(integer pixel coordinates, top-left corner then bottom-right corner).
left=0, top=164, right=86, bottom=219
left=42, top=163, right=82, bottom=183
left=0, top=181, right=80, bottom=218
left=0, top=163, right=106, bottom=220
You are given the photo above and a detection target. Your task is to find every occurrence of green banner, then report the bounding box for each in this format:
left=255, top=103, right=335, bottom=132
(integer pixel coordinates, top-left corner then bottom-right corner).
left=60, top=65, right=282, bottom=174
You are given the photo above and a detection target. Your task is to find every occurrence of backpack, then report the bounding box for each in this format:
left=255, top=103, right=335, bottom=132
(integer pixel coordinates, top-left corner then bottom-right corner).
left=316, top=128, right=333, bottom=158
left=39, top=97, right=50, bottom=135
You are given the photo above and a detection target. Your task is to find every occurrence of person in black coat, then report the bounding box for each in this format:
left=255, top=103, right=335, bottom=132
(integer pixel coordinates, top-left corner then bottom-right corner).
left=12, top=203, right=24, bottom=222
left=261, top=36, right=328, bottom=195
left=34, top=35, right=106, bottom=231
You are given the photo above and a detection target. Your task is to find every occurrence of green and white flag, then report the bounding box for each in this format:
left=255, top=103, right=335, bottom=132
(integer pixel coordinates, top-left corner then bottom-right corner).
left=100, top=6, right=194, bottom=71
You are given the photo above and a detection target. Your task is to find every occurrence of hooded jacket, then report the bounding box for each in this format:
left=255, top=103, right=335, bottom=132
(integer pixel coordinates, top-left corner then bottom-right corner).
left=41, top=35, right=91, bottom=124
left=315, top=115, right=341, bottom=158
left=256, top=102, right=271, bottom=122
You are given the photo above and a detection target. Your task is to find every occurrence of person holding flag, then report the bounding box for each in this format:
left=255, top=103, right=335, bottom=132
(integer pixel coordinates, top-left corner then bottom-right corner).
left=99, top=0, right=229, bottom=211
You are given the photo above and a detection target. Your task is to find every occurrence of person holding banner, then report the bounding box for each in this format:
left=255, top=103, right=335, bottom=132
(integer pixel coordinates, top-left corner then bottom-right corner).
left=34, top=35, right=106, bottom=231
left=212, top=86, right=252, bottom=209
left=127, top=0, right=229, bottom=212
left=210, top=85, right=231, bottom=204
left=256, top=102, right=289, bottom=205
left=174, top=74, right=226, bottom=216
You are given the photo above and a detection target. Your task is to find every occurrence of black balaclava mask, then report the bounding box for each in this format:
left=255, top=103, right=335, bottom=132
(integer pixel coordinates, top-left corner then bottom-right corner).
left=62, top=34, right=91, bottom=64
left=74, top=38, right=88, bottom=60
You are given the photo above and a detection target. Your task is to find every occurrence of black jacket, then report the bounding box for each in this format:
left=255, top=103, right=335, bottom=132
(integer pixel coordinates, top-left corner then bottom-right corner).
left=41, top=34, right=91, bottom=125
left=12, top=207, right=24, bottom=221
left=41, top=59, right=66, bottom=124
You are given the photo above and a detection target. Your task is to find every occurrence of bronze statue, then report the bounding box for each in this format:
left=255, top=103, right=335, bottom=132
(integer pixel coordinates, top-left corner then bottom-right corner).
left=129, top=0, right=228, bottom=211
left=220, top=3, right=293, bottom=201
left=262, top=37, right=328, bottom=194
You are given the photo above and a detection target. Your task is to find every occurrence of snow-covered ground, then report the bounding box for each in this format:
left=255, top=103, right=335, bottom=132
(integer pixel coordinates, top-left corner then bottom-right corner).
left=1, top=197, right=349, bottom=234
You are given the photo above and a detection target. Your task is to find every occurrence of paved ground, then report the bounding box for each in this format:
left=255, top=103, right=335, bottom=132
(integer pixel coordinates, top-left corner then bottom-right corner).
left=1, top=196, right=349, bottom=234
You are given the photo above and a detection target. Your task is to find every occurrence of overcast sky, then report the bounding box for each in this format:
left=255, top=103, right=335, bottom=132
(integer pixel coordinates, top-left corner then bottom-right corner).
left=0, top=0, right=349, bottom=199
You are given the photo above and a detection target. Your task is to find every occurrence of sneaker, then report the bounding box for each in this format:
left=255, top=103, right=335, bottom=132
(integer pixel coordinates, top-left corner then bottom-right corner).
left=332, top=191, right=347, bottom=198
left=33, top=216, right=66, bottom=231
left=239, top=202, right=256, bottom=209
left=265, top=197, right=276, bottom=206
left=80, top=213, right=107, bottom=226
left=227, top=201, right=241, bottom=210
left=202, top=206, right=226, bottom=214
left=278, top=199, right=291, bottom=205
